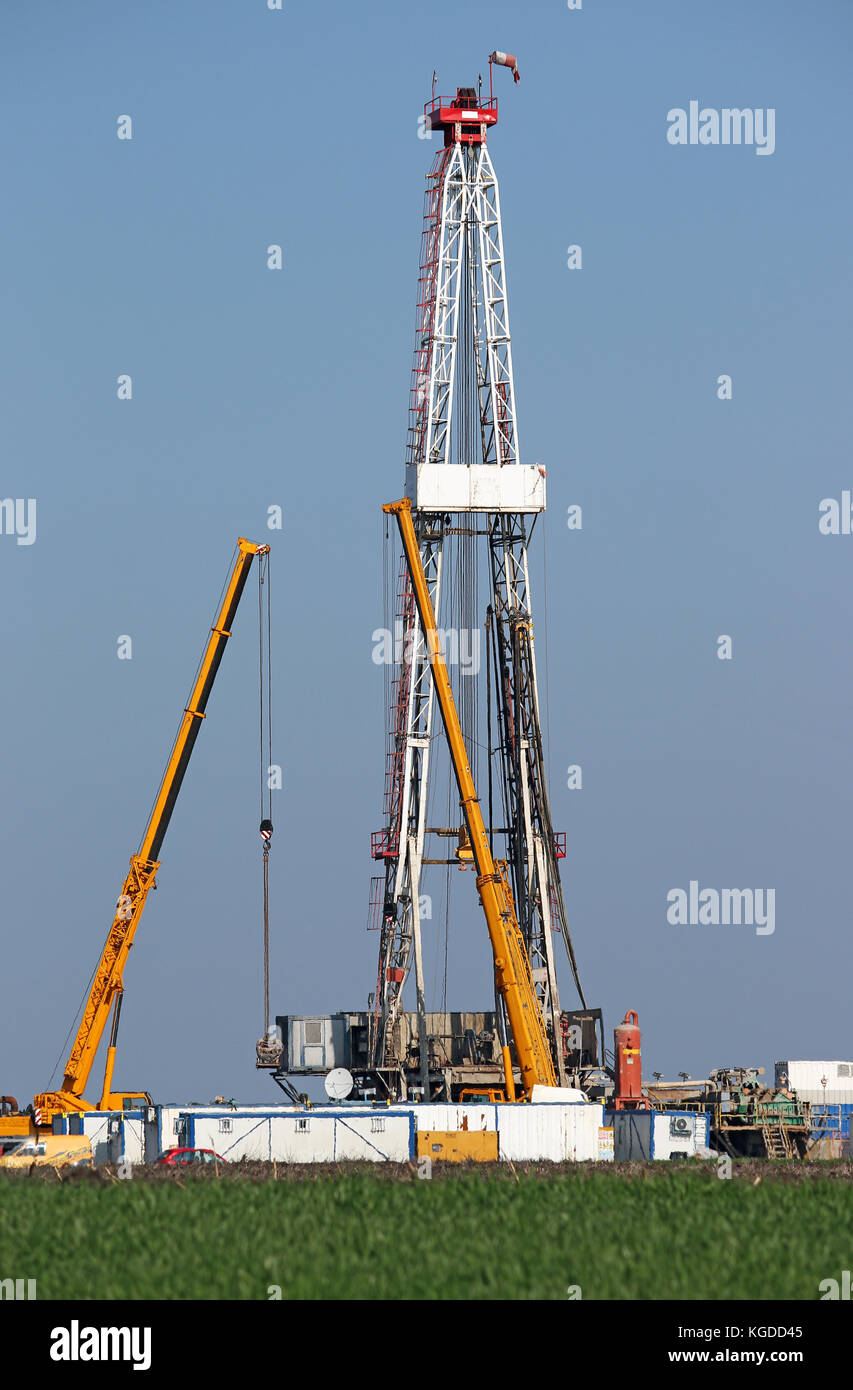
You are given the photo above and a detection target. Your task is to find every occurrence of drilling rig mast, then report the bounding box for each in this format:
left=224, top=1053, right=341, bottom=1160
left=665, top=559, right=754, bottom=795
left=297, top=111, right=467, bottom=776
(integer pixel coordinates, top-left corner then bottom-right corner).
left=366, top=56, right=590, bottom=1100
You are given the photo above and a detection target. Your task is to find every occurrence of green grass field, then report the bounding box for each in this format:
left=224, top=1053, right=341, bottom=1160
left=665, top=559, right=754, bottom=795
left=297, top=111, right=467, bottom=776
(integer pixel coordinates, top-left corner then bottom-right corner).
left=1, top=1163, right=850, bottom=1300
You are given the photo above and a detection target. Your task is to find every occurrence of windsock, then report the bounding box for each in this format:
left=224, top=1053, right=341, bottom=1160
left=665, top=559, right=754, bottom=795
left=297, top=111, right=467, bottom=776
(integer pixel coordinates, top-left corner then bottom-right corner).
left=490, top=50, right=520, bottom=83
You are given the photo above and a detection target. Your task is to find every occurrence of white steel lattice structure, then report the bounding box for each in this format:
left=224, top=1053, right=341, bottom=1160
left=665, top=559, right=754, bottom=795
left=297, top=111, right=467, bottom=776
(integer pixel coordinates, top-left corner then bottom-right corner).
left=409, top=138, right=520, bottom=473
left=368, top=65, right=585, bottom=1097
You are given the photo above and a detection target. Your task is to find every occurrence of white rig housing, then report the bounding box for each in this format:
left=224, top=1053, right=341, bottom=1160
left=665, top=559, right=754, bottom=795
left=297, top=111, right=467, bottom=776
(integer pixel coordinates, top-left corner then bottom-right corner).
left=405, top=462, right=546, bottom=513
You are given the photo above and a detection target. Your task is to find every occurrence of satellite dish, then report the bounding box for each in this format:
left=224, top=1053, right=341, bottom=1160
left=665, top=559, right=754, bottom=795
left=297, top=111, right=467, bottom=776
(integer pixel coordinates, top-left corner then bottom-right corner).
left=325, top=1068, right=354, bottom=1102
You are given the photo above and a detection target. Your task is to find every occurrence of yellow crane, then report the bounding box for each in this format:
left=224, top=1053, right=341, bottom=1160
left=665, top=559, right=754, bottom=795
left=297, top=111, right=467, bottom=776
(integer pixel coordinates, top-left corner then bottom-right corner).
left=1, top=538, right=269, bottom=1137
left=383, top=499, right=557, bottom=1099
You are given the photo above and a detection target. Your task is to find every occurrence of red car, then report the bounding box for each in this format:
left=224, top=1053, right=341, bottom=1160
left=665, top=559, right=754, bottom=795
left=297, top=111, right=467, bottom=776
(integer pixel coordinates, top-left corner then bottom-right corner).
left=155, top=1147, right=226, bottom=1166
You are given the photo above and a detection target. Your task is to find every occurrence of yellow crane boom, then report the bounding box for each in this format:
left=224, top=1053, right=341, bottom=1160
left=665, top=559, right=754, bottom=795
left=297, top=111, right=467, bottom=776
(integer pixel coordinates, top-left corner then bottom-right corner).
left=383, top=499, right=557, bottom=1098
left=32, top=537, right=269, bottom=1124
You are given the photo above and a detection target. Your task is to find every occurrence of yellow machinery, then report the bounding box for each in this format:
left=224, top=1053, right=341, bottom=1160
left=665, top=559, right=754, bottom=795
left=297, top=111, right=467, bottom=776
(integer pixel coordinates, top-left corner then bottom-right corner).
left=416, top=1130, right=499, bottom=1163
left=1, top=538, right=269, bottom=1136
left=384, top=499, right=557, bottom=1100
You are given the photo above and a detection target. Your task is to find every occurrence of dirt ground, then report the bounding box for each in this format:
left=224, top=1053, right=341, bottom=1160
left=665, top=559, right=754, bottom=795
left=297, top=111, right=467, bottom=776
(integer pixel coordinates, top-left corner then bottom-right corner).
left=9, top=1156, right=853, bottom=1184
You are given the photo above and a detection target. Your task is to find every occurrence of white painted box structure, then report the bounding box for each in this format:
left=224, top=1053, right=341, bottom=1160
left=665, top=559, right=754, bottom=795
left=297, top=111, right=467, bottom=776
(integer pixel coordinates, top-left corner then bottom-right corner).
left=78, top=1113, right=119, bottom=1165
left=609, top=1109, right=711, bottom=1161
left=405, top=463, right=546, bottom=514
left=415, top=1100, right=607, bottom=1163
left=414, top=1103, right=497, bottom=1134
left=496, top=1102, right=606, bottom=1162
left=284, top=1016, right=348, bottom=1072
left=775, top=1061, right=853, bottom=1105
left=153, top=1103, right=287, bottom=1157
left=54, top=1110, right=147, bottom=1166
left=165, top=1107, right=415, bottom=1164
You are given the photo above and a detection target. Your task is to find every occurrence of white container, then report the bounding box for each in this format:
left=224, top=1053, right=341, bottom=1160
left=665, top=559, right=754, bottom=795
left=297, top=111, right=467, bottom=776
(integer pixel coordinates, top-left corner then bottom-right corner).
left=70, top=1111, right=146, bottom=1166
left=185, top=1108, right=414, bottom=1164
left=406, top=463, right=546, bottom=514
left=496, top=1102, right=605, bottom=1162
left=610, top=1110, right=711, bottom=1160
left=415, top=1104, right=497, bottom=1133
left=776, top=1061, right=853, bottom=1104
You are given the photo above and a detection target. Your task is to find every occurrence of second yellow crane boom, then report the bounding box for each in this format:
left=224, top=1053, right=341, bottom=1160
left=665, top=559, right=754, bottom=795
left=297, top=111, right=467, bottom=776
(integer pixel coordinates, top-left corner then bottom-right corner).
left=384, top=498, right=557, bottom=1099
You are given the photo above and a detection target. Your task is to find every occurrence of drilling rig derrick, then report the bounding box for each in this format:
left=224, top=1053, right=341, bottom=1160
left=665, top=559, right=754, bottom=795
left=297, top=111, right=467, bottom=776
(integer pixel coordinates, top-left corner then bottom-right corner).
left=269, top=56, right=603, bottom=1106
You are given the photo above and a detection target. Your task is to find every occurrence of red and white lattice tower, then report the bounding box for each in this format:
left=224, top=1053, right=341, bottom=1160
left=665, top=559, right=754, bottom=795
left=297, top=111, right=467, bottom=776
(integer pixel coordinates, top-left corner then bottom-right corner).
left=368, top=56, right=586, bottom=1095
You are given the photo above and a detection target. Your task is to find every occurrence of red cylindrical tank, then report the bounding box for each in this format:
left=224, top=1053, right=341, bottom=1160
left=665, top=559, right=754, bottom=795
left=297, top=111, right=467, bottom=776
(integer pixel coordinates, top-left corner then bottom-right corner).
left=614, top=1009, right=643, bottom=1107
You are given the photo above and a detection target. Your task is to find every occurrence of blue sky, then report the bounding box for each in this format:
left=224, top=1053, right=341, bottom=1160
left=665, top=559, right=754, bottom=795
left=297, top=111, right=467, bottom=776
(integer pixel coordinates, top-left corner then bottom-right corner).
left=1, top=0, right=851, bottom=1105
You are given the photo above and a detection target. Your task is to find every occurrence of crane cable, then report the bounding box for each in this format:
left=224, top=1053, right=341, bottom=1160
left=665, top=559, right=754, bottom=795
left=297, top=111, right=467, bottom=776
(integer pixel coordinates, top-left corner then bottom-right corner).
left=257, top=551, right=275, bottom=1058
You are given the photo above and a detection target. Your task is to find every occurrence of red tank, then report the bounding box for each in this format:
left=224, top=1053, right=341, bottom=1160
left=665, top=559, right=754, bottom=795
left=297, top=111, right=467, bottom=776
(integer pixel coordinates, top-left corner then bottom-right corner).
left=613, top=1009, right=648, bottom=1109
